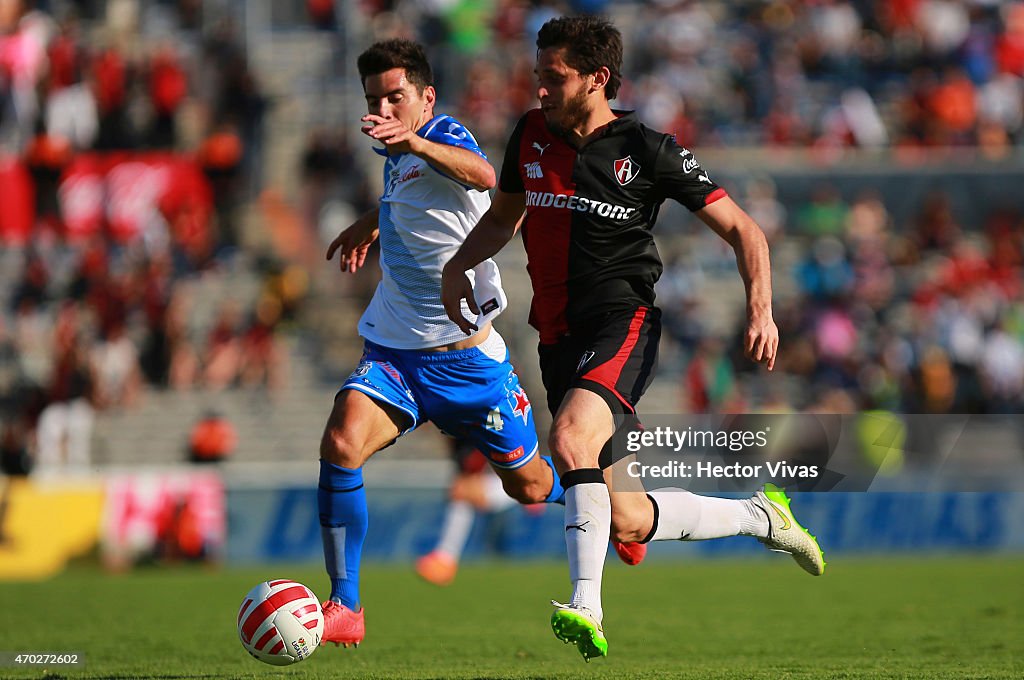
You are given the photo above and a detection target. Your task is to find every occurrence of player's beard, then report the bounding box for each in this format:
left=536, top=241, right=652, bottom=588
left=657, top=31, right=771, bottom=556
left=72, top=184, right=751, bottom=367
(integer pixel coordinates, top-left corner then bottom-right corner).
left=545, top=85, right=590, bottom=136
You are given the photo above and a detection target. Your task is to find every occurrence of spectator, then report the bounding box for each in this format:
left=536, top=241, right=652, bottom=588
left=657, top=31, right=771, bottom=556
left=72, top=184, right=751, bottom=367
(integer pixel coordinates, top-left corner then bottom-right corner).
left=979, top=318, right=1024, bottom=412
left=90, top=318, right=142, bottom=410
left=36, top=307, right=95, bottom=473
left=199, top=120, right=244, bottom=251
left=239, top=297, right=287, bottom=393
left=147, top=42, right=188, bottom=149
left=798, top=185, right=848, bottom=238
left=914, top=191, right=961, bottom=253
left=202, top=300, right=243, bottom=391
left=188, top=410, right=236, bottom=463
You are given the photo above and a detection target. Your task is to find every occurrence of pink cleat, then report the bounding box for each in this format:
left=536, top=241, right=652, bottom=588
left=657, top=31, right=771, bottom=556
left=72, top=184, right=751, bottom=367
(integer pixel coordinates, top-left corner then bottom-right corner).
left=415, top=550, right=458, bottom=586
left=320, top=601, right=365, bottom=647
left=613, top=540, right=647, bottom=566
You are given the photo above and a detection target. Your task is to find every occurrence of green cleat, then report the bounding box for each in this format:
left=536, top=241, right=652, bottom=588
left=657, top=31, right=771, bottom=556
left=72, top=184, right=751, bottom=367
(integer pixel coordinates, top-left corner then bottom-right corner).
left=550, top=601, right=608, bottom=662
left=751, top=483, right=826, bottom=576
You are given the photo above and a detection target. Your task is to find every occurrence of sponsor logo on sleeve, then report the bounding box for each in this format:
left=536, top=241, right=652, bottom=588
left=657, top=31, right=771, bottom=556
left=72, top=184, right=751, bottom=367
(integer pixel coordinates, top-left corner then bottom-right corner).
left=492, top=446, right=526, bottom=464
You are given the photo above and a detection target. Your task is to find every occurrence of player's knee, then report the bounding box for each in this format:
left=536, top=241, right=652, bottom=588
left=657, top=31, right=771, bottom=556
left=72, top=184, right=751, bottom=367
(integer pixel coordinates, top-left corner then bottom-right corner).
left=319, top=426, right=366, bottom=468
left=548, top=428, right=587, bottom=471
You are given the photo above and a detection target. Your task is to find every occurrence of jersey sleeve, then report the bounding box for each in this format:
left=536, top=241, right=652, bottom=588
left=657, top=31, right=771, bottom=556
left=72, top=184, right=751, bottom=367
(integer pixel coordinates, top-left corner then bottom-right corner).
left=654, top=134, right=727, bottom=212
left=498, top=114, right=528, bottom=194
left=422, top=116, right=487, bottom=159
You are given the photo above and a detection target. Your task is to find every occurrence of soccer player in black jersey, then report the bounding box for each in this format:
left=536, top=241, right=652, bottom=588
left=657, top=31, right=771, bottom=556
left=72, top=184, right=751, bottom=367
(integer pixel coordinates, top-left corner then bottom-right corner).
left=442, top=16, right=825, bottom=661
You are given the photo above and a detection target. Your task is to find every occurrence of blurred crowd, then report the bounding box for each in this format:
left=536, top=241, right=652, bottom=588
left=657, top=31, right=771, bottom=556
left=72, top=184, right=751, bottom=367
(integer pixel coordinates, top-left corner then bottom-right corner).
left=0, top=0, right=266, bottom=248
left=1, top=0, right=1023, bottom=474
left=660, top=180, right=1024, bottom=417
left=0, top=241, right=307, bottom=474
left=356, top=0, right=1024, bottom=155
left=0, top=0, right=297, bottom=474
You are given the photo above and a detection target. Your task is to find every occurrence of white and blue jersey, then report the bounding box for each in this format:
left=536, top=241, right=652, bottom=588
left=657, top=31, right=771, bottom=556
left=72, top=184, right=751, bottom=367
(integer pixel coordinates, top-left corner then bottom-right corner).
left=359, top=114, right=506, bottom=350
left=341, top=114, right=537, bottom=469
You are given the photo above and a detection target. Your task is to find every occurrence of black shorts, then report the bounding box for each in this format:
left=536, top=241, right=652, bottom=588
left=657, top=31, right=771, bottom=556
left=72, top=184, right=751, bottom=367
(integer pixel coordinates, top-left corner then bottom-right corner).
left=537, top=306, right=661, bottom=418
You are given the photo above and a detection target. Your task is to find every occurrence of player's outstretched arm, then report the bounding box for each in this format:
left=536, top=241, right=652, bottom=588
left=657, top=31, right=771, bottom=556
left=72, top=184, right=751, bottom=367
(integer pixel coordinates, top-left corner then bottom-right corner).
left=696, top=196, right=779, bottom=371
left=362, top=114, right=495, bottom=190
left=326, top=207, right=380, bottom=274
left=441, top=189, right=526, bottom=334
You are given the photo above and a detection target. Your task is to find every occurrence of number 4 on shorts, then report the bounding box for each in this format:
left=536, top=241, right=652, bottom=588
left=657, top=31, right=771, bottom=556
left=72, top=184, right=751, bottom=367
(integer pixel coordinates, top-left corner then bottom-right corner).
left=485, top=408, right=504, bottom=431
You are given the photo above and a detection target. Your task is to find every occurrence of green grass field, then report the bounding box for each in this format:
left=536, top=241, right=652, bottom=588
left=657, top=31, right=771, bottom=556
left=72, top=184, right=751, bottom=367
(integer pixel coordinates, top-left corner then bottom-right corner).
left=1, top=557, right=1021, bottom=679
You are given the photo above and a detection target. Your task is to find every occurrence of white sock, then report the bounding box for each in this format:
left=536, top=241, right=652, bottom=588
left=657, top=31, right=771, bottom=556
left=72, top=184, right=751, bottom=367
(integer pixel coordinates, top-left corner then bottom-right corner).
left=648, top=489, right=768, bottom=541
left=435, top=500, right=475, bottom=560
left=565, top=482, right=611, bottom=621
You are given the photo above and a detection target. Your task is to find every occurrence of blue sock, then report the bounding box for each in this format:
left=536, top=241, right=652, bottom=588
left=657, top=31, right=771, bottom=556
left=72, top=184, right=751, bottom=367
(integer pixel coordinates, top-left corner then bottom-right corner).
left=541, top=455, right=566, bottom=504
left=318, top=460, right=367, bottom=610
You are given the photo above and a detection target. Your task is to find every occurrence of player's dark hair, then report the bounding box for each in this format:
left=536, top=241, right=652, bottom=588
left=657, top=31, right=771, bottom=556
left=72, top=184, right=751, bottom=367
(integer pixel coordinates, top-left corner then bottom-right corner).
left=536, top=15, right=623, bottom=100
left=357, top=39, right=433, bottom=92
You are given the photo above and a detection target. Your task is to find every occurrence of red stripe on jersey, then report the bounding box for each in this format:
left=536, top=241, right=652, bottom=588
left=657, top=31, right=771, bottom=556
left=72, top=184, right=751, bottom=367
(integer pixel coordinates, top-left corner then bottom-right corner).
left=520, top=110, right=574, bottom=343
left=238, top=599, right=252, bottom=625
left=580, top=307, right=648, bottom=410
left=254, top=627, right=278, bottom=652
left=703, top=188, right=727, bottom=206
left=268, top=640, right=285, bottom=656
left=292, top=603, right=319, bottom=618
left=240, top=585, right=308, bottom=643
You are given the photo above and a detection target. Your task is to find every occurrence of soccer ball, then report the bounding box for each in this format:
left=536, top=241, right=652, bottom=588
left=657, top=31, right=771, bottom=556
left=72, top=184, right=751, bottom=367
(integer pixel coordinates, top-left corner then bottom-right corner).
left=237, top=579, right=324, bottom=665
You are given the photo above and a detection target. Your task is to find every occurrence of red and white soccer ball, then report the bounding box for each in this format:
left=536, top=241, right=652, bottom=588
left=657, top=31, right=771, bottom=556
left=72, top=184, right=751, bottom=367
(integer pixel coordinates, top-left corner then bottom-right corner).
left=237, top=580, right=324, bottom=665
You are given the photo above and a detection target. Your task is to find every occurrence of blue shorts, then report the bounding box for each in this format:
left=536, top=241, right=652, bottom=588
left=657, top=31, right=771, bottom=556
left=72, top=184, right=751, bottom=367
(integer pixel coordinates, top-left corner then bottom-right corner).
left=340, top=333, right=539, bottom=470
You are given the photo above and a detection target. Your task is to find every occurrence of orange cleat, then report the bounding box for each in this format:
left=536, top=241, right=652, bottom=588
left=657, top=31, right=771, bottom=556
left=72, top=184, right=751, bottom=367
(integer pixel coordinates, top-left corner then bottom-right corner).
left=613, top=540, right=647, bottom=566
left=320, top=601, right=365, bottom=647
left=415, top=550, right=458, bottom=586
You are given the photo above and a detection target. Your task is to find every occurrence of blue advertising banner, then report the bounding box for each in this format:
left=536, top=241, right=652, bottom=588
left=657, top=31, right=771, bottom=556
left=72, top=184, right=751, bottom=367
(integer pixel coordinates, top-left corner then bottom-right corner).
left=227, top=486, right=1024, bottom=563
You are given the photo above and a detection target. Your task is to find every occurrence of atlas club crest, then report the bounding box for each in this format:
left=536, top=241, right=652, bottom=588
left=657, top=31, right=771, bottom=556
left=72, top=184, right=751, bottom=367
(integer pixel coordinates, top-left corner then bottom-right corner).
left=613, top=156, right=640, bottom=185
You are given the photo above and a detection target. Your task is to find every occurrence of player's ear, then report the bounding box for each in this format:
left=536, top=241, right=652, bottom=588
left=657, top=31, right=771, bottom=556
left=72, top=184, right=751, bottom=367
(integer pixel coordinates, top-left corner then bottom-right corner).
left=591, top=67, right=611, bottom=95
left=423, top=85, right=436, bottom=111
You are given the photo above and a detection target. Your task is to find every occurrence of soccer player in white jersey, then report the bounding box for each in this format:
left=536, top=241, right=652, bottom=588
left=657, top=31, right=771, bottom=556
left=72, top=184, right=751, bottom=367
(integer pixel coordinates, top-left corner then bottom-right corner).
left=314, top=39, right=568, bottom=648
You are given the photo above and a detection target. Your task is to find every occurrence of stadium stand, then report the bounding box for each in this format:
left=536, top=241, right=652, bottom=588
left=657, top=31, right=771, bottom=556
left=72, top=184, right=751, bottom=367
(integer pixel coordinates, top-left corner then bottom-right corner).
left=0, top=0, right=1021, bottom=477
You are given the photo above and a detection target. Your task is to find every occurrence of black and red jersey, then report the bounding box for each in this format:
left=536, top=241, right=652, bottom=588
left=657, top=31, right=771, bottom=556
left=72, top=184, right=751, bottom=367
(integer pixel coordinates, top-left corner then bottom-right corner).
left=499, top=109, right=726, bottom=344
